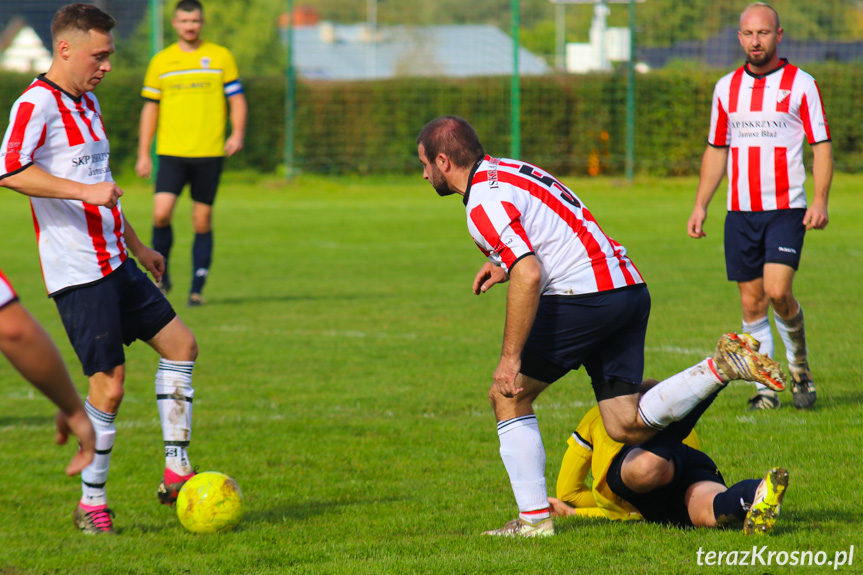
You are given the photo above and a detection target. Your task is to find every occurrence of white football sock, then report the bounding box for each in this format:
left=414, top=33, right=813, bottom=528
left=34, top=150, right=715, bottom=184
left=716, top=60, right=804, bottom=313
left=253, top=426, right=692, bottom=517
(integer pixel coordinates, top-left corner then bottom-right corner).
left=155, top=359, right=195, bottom=475
left=81, top=399, right=116, bottom=506
left=497, top=415, right=550, bottom=520
left=638, top=358, right=725, bottom=430
left=743, top=316, right=776, bottom=394
left=776, top=306, right=807, bottom=365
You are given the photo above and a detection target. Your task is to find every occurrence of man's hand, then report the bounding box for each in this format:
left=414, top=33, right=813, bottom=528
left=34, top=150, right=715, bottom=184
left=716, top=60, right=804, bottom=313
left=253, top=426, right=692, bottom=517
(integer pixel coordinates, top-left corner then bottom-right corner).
left=687, top=205, right=708, bottom=238
left=473, top=262, right=509, bottom=294
left=56, top=409, right=95, bottom=476
left=224, top=133, right=244, bottom=157
left=133, top=245, right=165, bottom=283
left=803, top=202, right=829, bottom=230
left=548, top=497, right=578, bottom=518
left=493, top=355, right=523, bottom=398
left=82, top=182, right=123, bottom=209
left=135, top=155, right=152, bottom=179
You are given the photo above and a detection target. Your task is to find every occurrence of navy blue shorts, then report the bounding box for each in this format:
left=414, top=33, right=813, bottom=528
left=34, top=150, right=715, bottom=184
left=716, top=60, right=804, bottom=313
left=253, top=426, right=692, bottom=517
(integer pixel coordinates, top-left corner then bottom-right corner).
left=156, top=155, right=224, bottom=206
left=519, top=284, right=650, bottom=401
left=724, top=209, right=806, bottom=282
left=606, top=444, right=726, bottom=527
left=54, top=259, right=177, bottom=376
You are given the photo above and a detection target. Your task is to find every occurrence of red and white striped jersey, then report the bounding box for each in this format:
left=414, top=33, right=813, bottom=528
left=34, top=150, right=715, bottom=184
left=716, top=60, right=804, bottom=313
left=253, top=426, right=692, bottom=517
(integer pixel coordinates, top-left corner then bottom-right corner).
left=0, top=76, right=127, bottom=296
left=0, top=267, right=17, bottom=309
left=708, top=59, right=830, bottom=212
left=465, top=156, right=644, bottom=296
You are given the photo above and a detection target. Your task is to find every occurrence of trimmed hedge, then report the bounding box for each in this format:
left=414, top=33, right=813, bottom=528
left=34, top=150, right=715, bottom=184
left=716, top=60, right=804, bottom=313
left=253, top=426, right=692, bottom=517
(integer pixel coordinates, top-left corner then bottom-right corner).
left=2, top=64, right=861, bottom=177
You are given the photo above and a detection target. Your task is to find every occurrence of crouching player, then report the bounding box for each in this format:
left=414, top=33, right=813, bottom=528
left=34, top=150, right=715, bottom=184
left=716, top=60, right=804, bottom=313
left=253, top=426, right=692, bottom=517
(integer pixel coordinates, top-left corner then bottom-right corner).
left=548, top=379, right=788, bottom=534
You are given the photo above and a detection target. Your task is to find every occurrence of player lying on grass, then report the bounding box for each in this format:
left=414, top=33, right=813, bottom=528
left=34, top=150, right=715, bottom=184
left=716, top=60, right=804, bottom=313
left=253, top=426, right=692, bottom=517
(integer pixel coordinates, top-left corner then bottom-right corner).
left=548, top=378, right=788, bottom=534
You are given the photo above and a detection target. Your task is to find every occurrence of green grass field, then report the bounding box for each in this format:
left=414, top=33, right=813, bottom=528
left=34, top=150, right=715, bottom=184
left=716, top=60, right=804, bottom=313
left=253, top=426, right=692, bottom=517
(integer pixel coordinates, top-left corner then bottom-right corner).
left=0, top=173, right=860, bottom=574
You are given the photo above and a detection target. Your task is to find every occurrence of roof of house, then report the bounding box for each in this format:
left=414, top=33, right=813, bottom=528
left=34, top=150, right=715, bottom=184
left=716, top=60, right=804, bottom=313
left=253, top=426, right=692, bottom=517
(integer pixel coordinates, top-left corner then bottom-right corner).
left=291, top=23, right=551, bottom=80
left=638, top=27, right=863, bottom=69
left=0, top=0, right=147, bottom=49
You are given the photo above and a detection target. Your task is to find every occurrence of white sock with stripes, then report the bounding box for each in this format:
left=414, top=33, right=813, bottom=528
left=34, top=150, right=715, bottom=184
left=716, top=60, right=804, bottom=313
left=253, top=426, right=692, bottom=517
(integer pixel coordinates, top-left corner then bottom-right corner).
left=497, top=415, right=550, bottom=522
left=637, top=359, right=725, bottom=430
left=80, top=399, right=116, bottom=506
left=743, top=316, right=776, bottom=395
left=155, top=359, right=195, bottom=476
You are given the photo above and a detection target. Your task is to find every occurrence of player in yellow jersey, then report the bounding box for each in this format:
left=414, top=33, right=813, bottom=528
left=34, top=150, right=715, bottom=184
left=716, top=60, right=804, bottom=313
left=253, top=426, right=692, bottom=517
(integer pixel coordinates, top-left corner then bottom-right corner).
left=549, top=380, right=788, bottom=534
left=136, top=0, right=247, bottom=307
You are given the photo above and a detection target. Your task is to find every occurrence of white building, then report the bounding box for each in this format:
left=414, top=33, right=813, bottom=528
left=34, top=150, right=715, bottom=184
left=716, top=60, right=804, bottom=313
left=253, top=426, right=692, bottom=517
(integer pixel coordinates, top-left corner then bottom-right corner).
left=0, top=18, right=52, bottom=74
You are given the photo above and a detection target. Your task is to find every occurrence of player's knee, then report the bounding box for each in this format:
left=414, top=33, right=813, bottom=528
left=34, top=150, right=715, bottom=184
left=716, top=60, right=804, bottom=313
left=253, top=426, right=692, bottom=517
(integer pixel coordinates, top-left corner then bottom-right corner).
left=766, top=290, right=795, bottom=315
left=622, top=453, right=674, bottom=493
left=100, top=381, right=126, bottom=409
left=181, top=334, right=199, bottom=362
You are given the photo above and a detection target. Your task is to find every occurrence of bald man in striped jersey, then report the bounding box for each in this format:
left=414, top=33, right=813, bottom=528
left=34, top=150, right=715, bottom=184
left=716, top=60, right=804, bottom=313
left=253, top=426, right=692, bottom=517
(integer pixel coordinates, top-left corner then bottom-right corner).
left=688, top=2, right=832, bottom=412
left=417, top=115, right=786, bottom=538
left=0, top=3, right=199, bottom=534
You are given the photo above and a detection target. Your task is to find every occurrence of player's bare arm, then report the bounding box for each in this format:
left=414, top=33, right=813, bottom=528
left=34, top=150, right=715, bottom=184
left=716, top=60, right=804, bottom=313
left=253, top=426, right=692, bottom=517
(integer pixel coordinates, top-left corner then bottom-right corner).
left=804, top=141, right=833, bottom=230
left=493, top=255, right=542, bottom=398
left=1, top=164, right=122, bottom=208
left=136, top=100, right=159, bottom=178
left=688, top=145, right=729, bottom=238
left=473, top=261, right=510, bottom=294
left=224, top=93, right=247, bottom=156
left=123, top=218, right=165, bottom=282
left=0, top=301, right=96, bottom=476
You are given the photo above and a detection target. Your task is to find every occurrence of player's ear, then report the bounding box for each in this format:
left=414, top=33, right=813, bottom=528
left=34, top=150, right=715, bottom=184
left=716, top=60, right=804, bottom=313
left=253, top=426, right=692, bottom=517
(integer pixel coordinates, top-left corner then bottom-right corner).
left=437, top=153, right=450, bottom=172
left=57, top=39, right=71, bottom=59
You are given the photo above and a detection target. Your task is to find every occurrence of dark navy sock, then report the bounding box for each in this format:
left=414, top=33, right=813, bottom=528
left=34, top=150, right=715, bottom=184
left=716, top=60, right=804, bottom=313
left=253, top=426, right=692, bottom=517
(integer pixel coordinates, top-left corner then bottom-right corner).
left=153, top=225, right=173, bottom=283
left=641, top=389, right=721, bottom=460
left=191, top=231, right=213, bottom=294
left=712, top=479, right=761, bottom=524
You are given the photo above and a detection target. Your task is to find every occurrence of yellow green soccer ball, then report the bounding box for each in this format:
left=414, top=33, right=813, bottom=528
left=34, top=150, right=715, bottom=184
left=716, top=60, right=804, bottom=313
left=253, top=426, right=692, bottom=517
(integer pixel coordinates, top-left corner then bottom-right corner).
left=176, top=472, right=244, bottom=534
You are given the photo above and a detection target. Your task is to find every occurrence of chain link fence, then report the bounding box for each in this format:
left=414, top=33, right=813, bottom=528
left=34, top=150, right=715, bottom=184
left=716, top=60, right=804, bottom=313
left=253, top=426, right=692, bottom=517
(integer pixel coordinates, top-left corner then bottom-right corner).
left=2, top=0, right=862, bottom=176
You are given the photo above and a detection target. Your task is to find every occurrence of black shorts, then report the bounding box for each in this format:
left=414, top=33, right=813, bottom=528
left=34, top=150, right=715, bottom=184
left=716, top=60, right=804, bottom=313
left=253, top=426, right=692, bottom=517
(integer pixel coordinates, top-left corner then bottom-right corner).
left=606, top=444, right=726, bottom=527
left=724, top=209, right=806, bottom=282
left=54, top=259, right=177, bottom=376
left=519, top=284, right=650, bottom=401
left=156, top=155, right=224, bottom=206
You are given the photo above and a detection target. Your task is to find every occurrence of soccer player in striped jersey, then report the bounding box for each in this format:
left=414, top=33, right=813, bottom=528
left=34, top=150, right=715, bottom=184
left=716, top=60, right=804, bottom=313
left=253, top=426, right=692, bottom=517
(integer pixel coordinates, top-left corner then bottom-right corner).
left=549, top=380, right=788, bottom=534
left=136, top=0, right=247, bottom=307
left=0, top=268, right=96, bottom=478
left=688, top=2, right=832, bottom=411
left=417, top=116, right=787, bottom=537
left=0, top=4, right=200, bottom=534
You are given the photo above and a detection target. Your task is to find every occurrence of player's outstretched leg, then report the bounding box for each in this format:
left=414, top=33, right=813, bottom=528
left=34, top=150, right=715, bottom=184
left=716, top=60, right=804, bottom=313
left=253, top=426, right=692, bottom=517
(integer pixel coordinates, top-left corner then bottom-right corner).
left=155, top=359, right=197, bottom=504
left=744, top=467, right=789, bottom=535
left=713, top=333, right=786, bottom=391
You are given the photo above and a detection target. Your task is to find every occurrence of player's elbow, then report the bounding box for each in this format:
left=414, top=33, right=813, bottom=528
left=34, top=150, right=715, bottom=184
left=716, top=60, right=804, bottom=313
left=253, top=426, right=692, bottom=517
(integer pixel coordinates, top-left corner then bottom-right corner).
left=508, top=255, right=541, bottom=284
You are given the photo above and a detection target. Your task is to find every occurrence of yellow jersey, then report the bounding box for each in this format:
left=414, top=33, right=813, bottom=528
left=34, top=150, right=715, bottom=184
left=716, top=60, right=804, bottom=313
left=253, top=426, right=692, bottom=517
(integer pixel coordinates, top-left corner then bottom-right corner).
left=555, top=406, right=700, bottom=521
left=141, top=41, right=242, bottom=158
